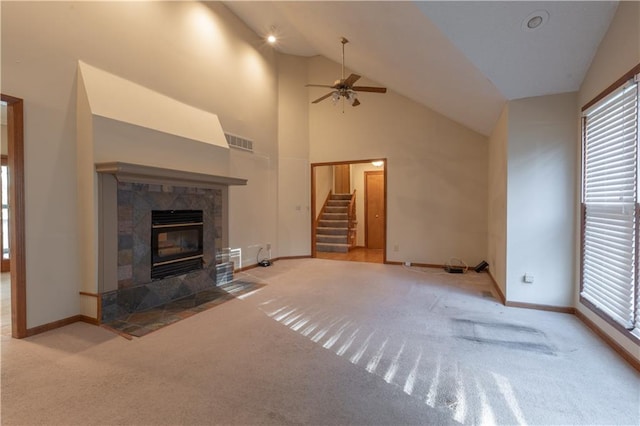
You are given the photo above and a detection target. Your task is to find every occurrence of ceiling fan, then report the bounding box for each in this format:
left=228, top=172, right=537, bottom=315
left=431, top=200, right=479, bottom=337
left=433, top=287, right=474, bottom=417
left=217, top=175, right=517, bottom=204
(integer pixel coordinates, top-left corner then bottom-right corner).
left=306, top=37, right=387, bottom=108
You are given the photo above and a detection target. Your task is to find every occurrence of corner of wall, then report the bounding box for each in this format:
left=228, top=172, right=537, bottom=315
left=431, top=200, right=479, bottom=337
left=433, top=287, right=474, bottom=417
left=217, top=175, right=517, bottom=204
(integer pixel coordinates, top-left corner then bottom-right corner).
left=504, top=93, right=578, bottom=308
left=487, top=103, right=509, bottom=299
left=77, top=67, right=98, bottom=295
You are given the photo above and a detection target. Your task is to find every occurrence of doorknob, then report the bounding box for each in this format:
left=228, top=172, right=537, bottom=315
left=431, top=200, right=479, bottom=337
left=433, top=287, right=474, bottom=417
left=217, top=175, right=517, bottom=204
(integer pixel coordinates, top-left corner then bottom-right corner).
left=375, top=214, right=379, bottom=218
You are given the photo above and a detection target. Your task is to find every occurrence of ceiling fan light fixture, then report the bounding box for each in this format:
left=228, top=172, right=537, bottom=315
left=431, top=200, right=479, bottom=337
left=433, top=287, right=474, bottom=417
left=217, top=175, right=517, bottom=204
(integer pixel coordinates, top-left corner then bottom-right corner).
left=267, top=34, right=277, bottom=44
left=306, top=37, right=387, bottom=108
left=347, top=91, right=358, bottom=105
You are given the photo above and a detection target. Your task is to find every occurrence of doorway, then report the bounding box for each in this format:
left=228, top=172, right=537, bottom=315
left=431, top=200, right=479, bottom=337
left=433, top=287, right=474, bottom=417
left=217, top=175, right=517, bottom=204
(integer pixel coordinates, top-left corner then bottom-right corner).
left=311, top=159, right=387, bottom=264
left=1, top=95, right=26, bottom=338
left=1, top=155, right=9, bottom=272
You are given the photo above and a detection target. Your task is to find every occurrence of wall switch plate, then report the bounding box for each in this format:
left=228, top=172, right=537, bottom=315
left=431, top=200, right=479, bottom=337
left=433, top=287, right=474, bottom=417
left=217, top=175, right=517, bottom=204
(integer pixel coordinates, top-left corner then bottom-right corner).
left=266, top=243, right=271, bottom=250
left=394, top=244, right=399, bottom=252
left=523, top=273, right=534, bottom=283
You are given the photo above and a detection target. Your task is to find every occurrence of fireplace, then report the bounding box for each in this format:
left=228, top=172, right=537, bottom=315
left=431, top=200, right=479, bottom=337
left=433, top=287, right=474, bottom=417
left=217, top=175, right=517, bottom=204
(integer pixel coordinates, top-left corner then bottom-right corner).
left=151, top=210, right=204, bottom=280
left=95, top=162, right=247, bottom=323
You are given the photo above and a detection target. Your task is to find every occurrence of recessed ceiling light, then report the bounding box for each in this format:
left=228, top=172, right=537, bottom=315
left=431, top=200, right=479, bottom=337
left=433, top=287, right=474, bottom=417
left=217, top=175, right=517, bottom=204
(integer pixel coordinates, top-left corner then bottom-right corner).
left=266, top=26, right=278, bottom=44
left=522, top=10, right=549, bottom=32
left=527, top=16, right=543, bottom=29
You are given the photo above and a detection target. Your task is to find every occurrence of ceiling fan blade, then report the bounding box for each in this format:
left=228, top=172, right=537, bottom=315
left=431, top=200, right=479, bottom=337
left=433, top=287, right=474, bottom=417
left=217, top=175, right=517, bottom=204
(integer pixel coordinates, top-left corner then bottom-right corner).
left=312, top=92, right=335, bottom=104
left=352, top=98, right=361, bottom=107
left=306, top=84, right=334, bottom=88
left=352, top=86, right=387, bottom=93
left=343, top=73, right=361, bottom=87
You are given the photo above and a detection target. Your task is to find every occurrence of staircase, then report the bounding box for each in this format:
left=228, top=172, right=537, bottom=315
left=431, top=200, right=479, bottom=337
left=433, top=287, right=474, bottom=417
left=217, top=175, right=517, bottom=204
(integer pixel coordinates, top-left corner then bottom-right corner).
left=316, top=193, right=356, bottom=253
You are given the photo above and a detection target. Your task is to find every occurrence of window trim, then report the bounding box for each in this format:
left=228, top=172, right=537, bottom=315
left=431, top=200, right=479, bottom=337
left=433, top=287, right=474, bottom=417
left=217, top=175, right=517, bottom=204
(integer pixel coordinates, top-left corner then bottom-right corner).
left=579, top=63, right=640, bottom=345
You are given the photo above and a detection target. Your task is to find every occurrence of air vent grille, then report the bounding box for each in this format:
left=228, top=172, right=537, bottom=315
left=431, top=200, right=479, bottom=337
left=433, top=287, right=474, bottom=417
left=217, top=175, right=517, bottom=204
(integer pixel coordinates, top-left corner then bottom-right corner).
left=225, top=133, right=254, bottom=152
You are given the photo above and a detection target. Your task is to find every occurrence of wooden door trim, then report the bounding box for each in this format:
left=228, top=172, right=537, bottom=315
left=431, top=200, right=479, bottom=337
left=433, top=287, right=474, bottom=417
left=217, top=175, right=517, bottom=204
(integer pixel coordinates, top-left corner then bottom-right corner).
left=311, top=165, right=316, bottom=258
left=364, top=170, right=385, bottom=249
left=2, top=94, right=27, bottom=338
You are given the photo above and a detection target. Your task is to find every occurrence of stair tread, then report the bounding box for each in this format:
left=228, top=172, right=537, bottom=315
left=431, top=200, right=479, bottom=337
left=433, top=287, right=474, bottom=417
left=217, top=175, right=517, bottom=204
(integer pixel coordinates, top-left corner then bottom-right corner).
left=317, top=193, right=353, bottom=253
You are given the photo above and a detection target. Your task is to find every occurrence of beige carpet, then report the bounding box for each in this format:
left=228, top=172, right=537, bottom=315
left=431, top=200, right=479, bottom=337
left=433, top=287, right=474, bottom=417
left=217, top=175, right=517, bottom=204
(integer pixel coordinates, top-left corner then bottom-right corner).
left=1, top=259, right=639, bottom=425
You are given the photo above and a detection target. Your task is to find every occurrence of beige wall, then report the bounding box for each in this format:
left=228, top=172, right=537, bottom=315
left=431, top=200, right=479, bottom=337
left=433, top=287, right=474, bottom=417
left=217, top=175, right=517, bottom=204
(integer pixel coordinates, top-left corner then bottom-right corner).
left=2, top=2, right=278, bottom=327
left=506, top=93, right=577, bottom=307
left=487, top=105, right=508, bottom=296
left=577, top=1, right=640, bottom=362
left=579, top=1, right=640, bottom=107
left=277, top=54, right=310, bottom=257
left=314, top=165, right=333, bottom=220
left=308, top=56, right=488, bottom=265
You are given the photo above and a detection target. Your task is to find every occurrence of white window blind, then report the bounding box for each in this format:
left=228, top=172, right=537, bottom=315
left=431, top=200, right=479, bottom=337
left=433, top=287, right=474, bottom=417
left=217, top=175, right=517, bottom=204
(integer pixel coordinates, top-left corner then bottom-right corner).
left=581, top=78, right=638, bottom=330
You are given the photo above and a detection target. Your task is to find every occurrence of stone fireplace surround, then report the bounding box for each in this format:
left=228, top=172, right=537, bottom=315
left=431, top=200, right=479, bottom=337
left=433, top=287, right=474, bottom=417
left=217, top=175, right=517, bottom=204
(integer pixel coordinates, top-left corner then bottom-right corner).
left=96, top=162, right=246, bottom=323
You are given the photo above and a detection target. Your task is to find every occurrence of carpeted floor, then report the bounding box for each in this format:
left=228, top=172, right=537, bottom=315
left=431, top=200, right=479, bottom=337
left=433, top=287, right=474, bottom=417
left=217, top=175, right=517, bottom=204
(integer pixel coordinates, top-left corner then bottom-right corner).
left=1, top=259, right=639, bottom=425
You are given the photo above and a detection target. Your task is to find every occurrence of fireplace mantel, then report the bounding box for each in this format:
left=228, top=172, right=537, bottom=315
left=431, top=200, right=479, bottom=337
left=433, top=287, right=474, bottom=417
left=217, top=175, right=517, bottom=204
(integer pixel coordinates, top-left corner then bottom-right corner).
left=96, top=162, right=247, bottom=188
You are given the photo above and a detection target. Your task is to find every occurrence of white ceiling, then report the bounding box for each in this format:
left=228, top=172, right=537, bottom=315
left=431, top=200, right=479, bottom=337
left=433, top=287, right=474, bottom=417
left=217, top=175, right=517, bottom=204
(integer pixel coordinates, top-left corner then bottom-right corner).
left=223, top=1, right=618, bottom=136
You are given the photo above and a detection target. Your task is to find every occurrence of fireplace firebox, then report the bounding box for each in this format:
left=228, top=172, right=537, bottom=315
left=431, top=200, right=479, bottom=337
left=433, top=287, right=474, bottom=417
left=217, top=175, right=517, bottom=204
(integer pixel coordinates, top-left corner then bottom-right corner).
left=151, top=210, right=204, bottom=280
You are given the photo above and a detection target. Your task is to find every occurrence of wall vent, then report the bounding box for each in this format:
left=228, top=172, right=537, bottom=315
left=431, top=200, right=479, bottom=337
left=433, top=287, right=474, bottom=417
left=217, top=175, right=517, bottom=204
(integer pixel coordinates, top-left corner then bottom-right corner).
left=225, top=133, right=254, bottom=152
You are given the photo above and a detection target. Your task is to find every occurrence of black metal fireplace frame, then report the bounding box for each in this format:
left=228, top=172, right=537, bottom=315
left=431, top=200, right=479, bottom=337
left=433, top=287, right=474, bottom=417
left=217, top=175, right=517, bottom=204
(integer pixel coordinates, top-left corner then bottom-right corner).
left=151, top=210, right=204, bottom=280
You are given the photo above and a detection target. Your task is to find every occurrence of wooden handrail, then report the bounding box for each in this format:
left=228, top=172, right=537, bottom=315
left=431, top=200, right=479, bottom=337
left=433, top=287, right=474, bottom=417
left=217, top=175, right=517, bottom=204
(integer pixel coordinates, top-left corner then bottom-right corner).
left=347, top=190, right=357, bottom=248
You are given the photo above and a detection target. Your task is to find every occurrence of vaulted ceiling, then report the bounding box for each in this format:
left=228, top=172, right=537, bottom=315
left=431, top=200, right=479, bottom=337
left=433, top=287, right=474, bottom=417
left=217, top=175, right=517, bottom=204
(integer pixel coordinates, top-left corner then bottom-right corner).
left=223, top=1, right=618, bottom=136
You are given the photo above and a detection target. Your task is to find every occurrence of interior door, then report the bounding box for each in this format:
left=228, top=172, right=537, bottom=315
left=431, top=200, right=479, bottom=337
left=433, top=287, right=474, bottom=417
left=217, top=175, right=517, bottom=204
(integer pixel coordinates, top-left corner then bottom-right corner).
left=365, top=171, right=385, bottom=249
left=334, top=164, right=350, bottom=194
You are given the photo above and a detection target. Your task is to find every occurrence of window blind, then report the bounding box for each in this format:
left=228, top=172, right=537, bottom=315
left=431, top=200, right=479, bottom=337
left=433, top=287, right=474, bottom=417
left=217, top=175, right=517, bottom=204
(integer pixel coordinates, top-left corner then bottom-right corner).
left=581, top=79, right=638, bottom=329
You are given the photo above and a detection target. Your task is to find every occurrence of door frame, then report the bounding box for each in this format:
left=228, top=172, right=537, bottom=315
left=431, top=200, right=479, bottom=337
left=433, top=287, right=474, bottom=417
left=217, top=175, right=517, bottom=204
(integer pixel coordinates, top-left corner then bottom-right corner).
left=310, top=158, right=387, bottom=262
left=2, top=94, right=27, bottom=338
left=364, top=170, right=385, bottom=249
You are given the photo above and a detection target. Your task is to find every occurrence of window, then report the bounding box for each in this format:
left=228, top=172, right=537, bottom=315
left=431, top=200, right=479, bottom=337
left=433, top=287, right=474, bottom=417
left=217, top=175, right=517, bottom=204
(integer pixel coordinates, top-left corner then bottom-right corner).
left=581, top=64, right=640, bottom=339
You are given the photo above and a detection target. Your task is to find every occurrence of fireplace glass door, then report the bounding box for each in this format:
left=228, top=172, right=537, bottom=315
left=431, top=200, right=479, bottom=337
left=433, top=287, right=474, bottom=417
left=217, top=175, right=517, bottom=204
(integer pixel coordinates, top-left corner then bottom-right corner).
left=151, top=210, right=203, bottom=279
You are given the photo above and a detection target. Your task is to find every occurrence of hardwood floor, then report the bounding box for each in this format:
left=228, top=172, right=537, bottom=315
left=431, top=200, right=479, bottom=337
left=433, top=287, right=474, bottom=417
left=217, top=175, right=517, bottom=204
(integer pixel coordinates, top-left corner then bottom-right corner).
left=315, top=247, right=383, bottom=264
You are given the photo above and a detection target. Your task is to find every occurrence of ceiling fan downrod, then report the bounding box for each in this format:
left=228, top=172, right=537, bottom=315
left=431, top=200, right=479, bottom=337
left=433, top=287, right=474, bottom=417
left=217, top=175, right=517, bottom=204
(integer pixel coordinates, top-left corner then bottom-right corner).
left=341, top=37, right=348, bottom=81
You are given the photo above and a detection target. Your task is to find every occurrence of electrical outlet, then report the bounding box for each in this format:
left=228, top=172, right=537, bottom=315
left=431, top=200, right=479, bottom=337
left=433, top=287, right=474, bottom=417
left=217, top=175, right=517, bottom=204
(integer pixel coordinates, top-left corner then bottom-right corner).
left=266, top=243, right=271, bottom=250
left=404, top=261, right=411, bottom=267
left=523, top=273, right=534, bottom=284
left=393, top=244, right=399, bottom=252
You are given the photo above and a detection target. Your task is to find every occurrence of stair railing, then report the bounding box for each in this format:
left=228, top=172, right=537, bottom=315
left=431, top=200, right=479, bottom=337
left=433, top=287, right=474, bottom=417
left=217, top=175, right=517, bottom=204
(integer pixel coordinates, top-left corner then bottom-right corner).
left=347, top=190, right=357, bottom=249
